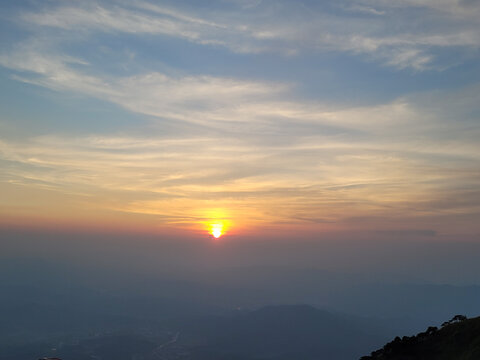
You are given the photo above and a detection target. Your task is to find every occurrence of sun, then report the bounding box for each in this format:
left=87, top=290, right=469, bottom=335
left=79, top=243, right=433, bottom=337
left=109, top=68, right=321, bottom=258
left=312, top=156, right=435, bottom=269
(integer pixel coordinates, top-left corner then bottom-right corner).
left=212, top=228, right=222, bottom=238
left=210, top=223, right=223, bottom=239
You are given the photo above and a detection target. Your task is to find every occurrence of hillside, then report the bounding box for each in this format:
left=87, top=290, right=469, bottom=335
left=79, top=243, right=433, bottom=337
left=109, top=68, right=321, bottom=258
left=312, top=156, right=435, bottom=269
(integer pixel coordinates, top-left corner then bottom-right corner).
left=4, top=305, right=391, bottom=360
left=178, top=305, right=390, bottom=360
left=361, top=315, right=480, bottom=360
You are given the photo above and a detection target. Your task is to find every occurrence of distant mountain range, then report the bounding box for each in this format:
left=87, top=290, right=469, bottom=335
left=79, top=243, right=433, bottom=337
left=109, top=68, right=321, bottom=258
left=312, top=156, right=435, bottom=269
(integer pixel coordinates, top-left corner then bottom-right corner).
left=3, top=303, right=480, bottom=360
left=2, top=304, right=390, bottom=360
left=175, top=304, right=390, bottom=360
left=2, top=259, right=480, bottom=359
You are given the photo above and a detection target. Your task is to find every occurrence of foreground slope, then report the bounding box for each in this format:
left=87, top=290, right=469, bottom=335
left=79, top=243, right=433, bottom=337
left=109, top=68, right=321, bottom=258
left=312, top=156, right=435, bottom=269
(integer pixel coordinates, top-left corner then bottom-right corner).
left=361, top=315, right=480, bottom=360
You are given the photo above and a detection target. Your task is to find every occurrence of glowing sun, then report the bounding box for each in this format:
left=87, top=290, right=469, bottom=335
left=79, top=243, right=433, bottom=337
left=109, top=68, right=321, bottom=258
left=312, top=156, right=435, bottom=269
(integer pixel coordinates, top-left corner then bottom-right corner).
left=210, top=223, right=224, bottom=239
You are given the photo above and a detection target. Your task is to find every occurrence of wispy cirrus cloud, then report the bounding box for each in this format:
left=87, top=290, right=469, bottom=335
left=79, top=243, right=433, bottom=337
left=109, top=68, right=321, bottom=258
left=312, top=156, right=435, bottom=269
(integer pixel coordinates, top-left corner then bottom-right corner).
left=1, top=34, right=479, bottom=143
left=21, top=2, right=223, bottom=43
left=1, top=121, right=479, bottom=230
left=14, top=0, right=480, bottom=70
left=2, top=36, right=478, bottom=136
left=1, top=45, right=479, bottom=230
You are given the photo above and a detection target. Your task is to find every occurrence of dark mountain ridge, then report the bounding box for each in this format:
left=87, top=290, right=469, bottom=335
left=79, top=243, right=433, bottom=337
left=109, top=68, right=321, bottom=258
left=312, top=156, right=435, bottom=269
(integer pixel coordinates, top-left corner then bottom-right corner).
left=361, top=315, right=480, bottom=360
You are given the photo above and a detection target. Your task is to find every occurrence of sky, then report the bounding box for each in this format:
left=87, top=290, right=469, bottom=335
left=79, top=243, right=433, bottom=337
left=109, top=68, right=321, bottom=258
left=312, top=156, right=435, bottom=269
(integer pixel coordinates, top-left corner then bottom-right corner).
left=1, top=0, right=480, bottom=245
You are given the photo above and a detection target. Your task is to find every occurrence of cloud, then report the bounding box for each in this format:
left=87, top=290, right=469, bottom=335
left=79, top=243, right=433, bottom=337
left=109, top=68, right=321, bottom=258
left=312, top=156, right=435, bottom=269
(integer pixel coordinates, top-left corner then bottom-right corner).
left=3, top=37, right=479, bottom=136
left=365, top=0, right=480, bottom=17
left=15, top=0, right=480, bottom=70
left=22, top=2, right=220, bottom=39
left=341, top=4, right=386, bottom=15
left=376, top=229, right=437, bottom=237
left=0, top=42, right=290, bottom=127
left=0, top=66, right=479, bottom=230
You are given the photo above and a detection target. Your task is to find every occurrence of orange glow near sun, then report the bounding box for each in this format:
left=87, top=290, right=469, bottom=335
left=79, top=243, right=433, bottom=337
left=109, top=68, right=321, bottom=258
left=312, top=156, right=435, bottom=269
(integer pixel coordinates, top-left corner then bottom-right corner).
left=203, top=208, right=231, bottom=239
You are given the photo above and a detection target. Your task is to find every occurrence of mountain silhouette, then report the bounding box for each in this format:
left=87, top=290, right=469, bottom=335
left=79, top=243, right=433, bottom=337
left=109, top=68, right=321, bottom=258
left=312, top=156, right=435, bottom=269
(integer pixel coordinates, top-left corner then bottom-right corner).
left=360, top=315, right=480, bottom=360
